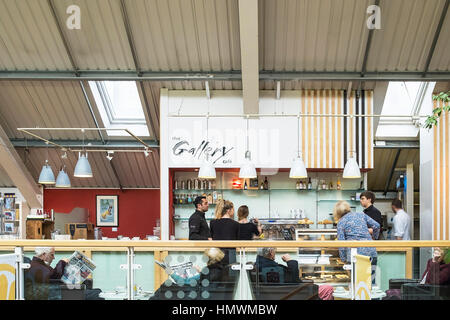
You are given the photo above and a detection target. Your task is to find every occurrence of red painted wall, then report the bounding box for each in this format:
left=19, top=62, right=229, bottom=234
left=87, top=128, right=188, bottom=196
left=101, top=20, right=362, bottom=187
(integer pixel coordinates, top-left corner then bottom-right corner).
left=43, top=189, right=160, bottom=239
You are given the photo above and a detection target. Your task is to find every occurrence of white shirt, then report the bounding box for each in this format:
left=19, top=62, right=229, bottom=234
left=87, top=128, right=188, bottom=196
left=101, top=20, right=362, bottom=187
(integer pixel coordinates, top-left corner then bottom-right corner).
left=392, top=209, right=411, bottom=240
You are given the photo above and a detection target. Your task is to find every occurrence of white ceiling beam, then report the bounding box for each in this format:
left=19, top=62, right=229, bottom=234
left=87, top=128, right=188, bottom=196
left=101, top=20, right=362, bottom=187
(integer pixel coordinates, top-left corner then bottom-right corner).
left=0, top=125, right=42, bottom=209
left=238, top=0, right=259, bottom=114
left=372, top=81, right=389, bottom=134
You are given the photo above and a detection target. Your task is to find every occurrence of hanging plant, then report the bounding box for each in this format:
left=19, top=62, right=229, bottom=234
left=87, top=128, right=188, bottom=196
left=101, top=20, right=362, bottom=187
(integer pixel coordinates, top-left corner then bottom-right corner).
left=424, top=91, right=450, bottom=129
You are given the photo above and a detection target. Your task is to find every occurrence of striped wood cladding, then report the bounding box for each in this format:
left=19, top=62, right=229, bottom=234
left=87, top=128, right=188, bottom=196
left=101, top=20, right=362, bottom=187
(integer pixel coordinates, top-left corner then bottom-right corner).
left=298, top=90, right=373, bottom=169
left=433, top=98, right=449, bottom=240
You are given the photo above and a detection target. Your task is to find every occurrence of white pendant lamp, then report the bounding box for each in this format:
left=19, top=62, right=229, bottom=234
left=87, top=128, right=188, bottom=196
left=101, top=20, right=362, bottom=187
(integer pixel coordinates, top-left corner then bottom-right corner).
left=198, top=158, right=216, bottom=179
left=74, top=152, right=93, bottom=178
left=38, top=160, right=55, bottom=184
left=239, top=117, right=257, bottom=178
left=290, top=115, right=308, bottom=178
left=55, top=166, right=71, bottom=187
left=198, top=114, right=216, bottom=179
left=343, top=151, right=361, bottom=178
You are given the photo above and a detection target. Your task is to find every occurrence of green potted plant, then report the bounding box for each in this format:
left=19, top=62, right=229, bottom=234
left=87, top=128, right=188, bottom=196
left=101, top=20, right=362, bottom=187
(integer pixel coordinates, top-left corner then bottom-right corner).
left=424, top=91, right=450, bottom=129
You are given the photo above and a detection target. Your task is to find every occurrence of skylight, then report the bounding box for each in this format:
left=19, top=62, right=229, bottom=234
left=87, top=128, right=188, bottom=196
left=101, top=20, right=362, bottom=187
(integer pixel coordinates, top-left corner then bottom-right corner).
left=89, top=81, right=149, bottom=137
left=375, top=81, right=435, bottom=138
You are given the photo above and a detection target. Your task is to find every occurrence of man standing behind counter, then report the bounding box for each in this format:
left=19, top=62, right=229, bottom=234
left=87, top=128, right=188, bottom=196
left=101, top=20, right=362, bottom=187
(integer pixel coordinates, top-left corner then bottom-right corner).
left=189, top=196, right=212, bottom=240
left=360, top=191, right=383, bottom=239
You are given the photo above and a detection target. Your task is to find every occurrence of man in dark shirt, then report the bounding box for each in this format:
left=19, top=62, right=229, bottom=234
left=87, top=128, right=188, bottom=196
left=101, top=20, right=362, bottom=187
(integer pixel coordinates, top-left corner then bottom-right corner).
left=255, top=247, right=300, bottom=283
left=360, top=191, right=383, bottom=239
left=188, top=196, right=212, bottom=240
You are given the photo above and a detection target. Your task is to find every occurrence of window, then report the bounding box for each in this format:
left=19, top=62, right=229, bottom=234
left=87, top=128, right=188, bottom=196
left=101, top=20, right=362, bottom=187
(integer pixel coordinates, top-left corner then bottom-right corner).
left=89, top=81, right=149, bottom=137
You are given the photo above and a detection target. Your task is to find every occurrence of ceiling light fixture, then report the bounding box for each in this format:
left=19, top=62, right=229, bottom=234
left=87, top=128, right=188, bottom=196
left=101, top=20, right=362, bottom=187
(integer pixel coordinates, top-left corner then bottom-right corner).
left=38, top=142, right=55, bottom=184
left=239, top=116, right=257, bottom=179
left=106, top=151, right=114, bottom=161
left=74, top=129, right=93, bottom=178
left=343, top=151, right=361, bottom=178
left=55, top=165, right=71, bottom=188
left=198, top=114, right=216, bottom=179
left=290, top=115, right=307, bottom=178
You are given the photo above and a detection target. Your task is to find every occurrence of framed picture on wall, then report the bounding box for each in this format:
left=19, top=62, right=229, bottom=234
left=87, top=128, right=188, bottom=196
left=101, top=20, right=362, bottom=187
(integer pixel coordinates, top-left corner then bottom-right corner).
left=96, top=195, right=119, bottom=227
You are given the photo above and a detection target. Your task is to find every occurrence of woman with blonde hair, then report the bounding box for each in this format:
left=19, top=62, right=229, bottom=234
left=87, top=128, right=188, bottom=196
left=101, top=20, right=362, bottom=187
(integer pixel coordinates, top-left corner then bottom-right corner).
left=209, top=200, right=239, bottom=264
left=214, top=199, right=225, bottom=220
left=334, top=200, right=380, bottom=284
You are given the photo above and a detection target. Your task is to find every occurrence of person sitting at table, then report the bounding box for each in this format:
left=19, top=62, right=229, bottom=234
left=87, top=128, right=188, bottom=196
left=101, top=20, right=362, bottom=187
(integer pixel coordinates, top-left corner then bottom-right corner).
left=334, top=200, right=380, bottom=285
left=255, top=247, right=300, bottom=283
left=420, top=247, right=450, bottom=286
left=237, top=205, right=262, bottom=240
left=25, top=247, right=68, bottom=300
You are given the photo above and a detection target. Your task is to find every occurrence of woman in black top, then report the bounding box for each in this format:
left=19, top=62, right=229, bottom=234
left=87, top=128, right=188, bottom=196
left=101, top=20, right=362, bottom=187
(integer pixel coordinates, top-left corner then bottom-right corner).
left=237, top=205, right=262, bottom=240
left=210, top=200, right=239, bottom=264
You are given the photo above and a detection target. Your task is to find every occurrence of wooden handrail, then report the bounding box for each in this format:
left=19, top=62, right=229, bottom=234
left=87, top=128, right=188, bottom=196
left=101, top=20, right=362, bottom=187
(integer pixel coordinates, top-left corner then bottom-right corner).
left=0, top=240, right=449, bottom=248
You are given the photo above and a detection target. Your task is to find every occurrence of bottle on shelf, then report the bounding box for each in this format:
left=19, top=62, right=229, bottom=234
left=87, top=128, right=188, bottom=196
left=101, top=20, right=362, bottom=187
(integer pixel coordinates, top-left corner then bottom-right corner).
left=263, top=177, right=269, bottom=190
left=307, top=177, right=312, bottom=190
left=244, top=180, right=248, bottom=190
left=187, top=179, right=192, bottom=190
left=322, top=180, right=327, bottom=190
left=212, top=191, right=218, bottom=204
left=194, top=179, right=200, bottom=190
left=179, top=194, right=184, bottom=204
left=208, top=180, right=212, bottom=190
left=181, top=180, right=186, bottom=190
left=174, top=180, right=179, bottom=190
left=185, top=194, right=190, bottom=204
left=329, top=181, right=333, bottom=190
left=296, top=180, right=300, bottom=190
left=260, top=182, right=264, bottom=190
left=337, top=179, right=341, bottom=190
left=360, top=180, right=364, bottom=190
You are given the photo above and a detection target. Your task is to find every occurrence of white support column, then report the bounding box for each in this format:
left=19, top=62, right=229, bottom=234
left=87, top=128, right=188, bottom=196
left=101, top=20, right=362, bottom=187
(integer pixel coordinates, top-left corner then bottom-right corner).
left=0, top=125, right=42, bottom=209
left=160, top=88, right=170, bottom=240
left=406, top=163, right=414, bottom=239
left=238, top=0, right=259, bottom=115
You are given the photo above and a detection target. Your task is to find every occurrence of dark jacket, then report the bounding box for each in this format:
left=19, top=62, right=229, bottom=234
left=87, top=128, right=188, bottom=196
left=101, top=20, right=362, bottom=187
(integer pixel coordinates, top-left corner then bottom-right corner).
left=363, top=205, right=383, bottom=239
left=25, top=257, right=67, bottom=300
left=188, top=210, right=211, bottom=240
left=421, top=259, right=450, bottom=285
left=255, top=255, right=300, bottom=284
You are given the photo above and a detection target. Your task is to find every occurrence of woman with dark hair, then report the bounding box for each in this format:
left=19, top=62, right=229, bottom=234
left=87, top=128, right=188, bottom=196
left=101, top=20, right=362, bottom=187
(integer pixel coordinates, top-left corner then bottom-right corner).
left=209, top=200, right=239, bottom=264
left=237, top=205, right=262, bottom=240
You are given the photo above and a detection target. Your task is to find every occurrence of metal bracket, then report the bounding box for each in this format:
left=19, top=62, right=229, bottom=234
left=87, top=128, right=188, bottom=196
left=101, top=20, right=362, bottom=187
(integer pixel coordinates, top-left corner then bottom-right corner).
left=120, top=264, right=142, bottom=270
left=21, top=263, right=30, bottom=270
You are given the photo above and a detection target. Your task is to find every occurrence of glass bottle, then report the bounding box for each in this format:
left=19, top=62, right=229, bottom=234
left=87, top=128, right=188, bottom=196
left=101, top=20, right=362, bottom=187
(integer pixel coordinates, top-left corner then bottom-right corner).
left=244, top=180, right=248, bottom=190
left=337, top=179, right=341, bottom=190
left=307, top=177, right=312, bottom=190
left=181, top=180, right=186, bottom=190
left=260, top=182, right=264, bottom=190
left=179, top=194, right=184, bottom=204
left=296, top=180, right=300, bottom=190
left=322, top=180, right=327, bottom=190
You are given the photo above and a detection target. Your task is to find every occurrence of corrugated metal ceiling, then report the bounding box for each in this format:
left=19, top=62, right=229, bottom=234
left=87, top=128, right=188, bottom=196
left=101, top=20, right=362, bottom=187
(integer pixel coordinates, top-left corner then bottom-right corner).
left=0, top=0, right=448, bottom=73
left=16, top=147, right=160, bottom=188
left=368, top=148, right=420, bottom=191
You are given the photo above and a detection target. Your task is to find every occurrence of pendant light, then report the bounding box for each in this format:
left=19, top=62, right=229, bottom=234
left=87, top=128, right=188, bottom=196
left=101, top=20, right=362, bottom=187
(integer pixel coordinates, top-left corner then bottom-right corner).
left=198, top=114, right=216, bottom=179
left=290, top=115, right=307, bottom=178
left=343, top=151, right=361, bottom=178
left=74, top=152, right=93, bottom=178
left=55, top=165, right=71, bottom=188
left=74, top=129, right=93, bottom=178
left=38, top=160, right=55, bottom=184
left=239, top=117, right=257, bottom=178
left=38, top=142, right=55, bottom=184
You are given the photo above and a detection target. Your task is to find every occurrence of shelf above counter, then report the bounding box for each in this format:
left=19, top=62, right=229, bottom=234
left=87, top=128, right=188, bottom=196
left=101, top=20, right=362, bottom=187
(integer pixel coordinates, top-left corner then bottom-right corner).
left=173, top=189, right=364, bottom=192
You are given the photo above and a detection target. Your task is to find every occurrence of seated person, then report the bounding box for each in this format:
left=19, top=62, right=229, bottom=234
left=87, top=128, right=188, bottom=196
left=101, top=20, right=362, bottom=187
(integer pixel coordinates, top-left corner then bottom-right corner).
left=255, top=247, right=300, bottom=283
left=25, top=247, right=103, bottom=300
left=420, top=247, right=450, bottom=285
left=157, top=248, right=230, bottom=286
left=384, top=247, right=450, bottom=300
left=25, top=247, right=68, bottom=300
